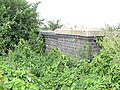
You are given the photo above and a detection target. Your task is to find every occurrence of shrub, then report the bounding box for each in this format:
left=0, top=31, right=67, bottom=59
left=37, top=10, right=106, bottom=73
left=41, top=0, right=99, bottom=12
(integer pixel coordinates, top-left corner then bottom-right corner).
left=0, top=0, right=43, bottom=55
left=0, top=34, right=119, bottom=89
left=88, top=31, right=120, bottom=90
left=0, top=65, right=39, bottom=90
left=0, top=39, right=44, bottom=89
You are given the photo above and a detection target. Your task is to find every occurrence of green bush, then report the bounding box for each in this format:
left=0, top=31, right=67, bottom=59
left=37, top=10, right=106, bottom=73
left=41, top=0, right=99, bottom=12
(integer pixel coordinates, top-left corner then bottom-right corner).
left=0, top=65, right=39, bottom=90
left=0, top=35, right=119, bottom=89
left=0, top=39, right=45, bottom=89
left=0, top=0, right=43, bottom=55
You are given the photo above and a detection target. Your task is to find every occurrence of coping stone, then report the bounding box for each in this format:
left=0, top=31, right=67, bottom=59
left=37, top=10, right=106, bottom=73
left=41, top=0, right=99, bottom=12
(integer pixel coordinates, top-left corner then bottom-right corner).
left=55, top=28, right=104, bottom=36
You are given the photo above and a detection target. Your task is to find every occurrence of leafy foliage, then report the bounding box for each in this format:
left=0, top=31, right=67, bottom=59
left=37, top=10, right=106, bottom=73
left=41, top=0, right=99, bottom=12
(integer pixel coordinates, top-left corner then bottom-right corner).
left=0, top=0, right=43, bottom=55
left=0, top=33, right=120, bottom=89
left=41, top=19, right=63, bottom=30
left=0, top=0, right=119, bottom=89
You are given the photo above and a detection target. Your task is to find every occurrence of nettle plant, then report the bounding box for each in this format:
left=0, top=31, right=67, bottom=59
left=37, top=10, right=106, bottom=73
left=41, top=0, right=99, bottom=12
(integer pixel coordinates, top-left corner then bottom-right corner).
left=0, top=0, right=44, bottom=55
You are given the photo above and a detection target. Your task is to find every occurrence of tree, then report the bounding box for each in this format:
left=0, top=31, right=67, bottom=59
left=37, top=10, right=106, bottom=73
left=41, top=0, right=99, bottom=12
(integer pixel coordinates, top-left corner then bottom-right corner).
left=42, top=19, right=63, bottom=30
left=0, top=0, right=43, bottom=55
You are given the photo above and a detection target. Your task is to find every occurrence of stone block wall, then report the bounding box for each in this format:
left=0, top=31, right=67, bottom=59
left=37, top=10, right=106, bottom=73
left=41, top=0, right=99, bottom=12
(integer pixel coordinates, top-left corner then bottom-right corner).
left=39, top=29, right=104, bottom=60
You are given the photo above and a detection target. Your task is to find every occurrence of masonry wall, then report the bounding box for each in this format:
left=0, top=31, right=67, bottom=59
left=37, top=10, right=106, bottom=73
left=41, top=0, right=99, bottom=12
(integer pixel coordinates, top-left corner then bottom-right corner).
left=39, top=29, right=104, bottom=60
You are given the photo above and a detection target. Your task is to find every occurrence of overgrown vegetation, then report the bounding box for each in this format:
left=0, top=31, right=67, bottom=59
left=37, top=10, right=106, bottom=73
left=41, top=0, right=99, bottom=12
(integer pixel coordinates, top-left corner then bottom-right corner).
left=0, top=0, right=44, bottom=55
left=0, top=34, right=120, bottom=89
left=0, top=0, right=120, bottom=90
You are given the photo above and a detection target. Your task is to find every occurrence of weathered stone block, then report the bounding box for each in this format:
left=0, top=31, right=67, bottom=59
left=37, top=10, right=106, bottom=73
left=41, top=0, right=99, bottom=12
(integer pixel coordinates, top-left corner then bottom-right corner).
left=39, top=28, right=104, bottom=60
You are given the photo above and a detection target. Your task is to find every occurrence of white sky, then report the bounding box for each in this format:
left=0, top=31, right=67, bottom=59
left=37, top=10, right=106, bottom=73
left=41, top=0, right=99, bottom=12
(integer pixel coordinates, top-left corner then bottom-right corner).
left=27, top=0, right=120, bottom=28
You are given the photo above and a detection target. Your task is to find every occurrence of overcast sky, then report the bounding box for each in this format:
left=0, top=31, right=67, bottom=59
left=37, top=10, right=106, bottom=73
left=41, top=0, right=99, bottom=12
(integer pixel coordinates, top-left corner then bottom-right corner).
left=27, top=0, right=120, bottom=28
